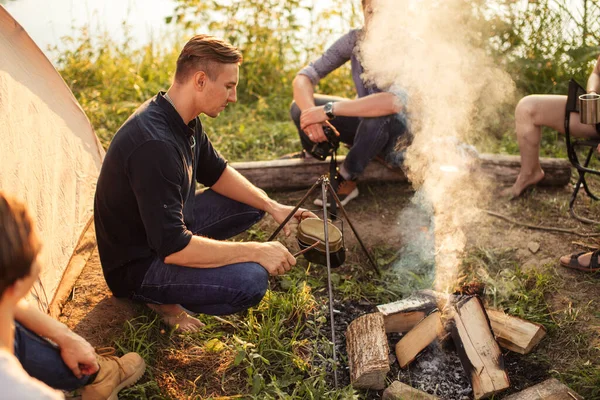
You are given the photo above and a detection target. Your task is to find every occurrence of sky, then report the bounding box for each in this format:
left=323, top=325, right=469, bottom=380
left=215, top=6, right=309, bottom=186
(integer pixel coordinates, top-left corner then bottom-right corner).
left=1, top=0, right=177, bottom=60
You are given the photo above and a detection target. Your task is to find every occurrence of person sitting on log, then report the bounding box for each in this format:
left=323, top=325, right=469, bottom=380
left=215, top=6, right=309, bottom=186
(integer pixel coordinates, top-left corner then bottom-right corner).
left=0, top=192, right=146, bottom=399
left=287, top=0, right=411, bottom=206
left=502, top=54, right=600, bottom=199
left=94, top=34, right=316, bottom=333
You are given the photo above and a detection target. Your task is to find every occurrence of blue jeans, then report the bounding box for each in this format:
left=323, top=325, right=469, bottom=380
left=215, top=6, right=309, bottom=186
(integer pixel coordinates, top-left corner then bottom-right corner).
left=130, top=189, right=269, bottom=315
left=14, top=322, right=92, bottom=391
left=290, top=94, right=410, bottom=180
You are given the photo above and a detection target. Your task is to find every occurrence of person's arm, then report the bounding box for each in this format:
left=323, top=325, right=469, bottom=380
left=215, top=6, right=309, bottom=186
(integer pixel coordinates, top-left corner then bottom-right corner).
left=211, top=166, right=315, bottom=234
left=300, top=92, right=403, bottom=132
left=165, top=167, right=316, bottom=274
left=587, top=54, right=600, bottom=93
left=14, top=299, right=98, bottom=378
left=293, top=30, right=357, bottom=142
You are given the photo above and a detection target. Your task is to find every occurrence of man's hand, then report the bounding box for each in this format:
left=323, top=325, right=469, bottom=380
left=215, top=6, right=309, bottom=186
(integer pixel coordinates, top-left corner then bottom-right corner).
left=301, top=106, right=328, bottom=131
left=303, top=123, right=328, bottom=143
left=268, top=202, right=318, bottom=237
left=57, top=331, right=99, bottom=378
left=253, top=241, right=297, bottom=276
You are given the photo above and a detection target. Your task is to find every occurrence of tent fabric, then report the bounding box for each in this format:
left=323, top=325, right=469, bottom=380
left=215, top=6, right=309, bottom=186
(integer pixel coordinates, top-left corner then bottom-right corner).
left=0, top=6, right=105, bottom=310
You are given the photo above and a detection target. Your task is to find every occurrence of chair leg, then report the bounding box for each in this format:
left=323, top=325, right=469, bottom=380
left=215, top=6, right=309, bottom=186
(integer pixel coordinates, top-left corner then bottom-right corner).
left=570, top=170, right=600, bottom=224
left=581, top=147, right=600, bottom=201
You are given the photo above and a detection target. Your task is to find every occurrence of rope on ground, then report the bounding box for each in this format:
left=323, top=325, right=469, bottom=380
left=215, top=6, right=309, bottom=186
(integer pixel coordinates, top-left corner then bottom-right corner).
left=483, top=210, right=600, bottom=238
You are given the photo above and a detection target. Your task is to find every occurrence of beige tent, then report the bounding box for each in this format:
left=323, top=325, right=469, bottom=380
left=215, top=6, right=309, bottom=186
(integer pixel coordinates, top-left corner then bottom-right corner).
left=0, top=6, right=105, bottom=316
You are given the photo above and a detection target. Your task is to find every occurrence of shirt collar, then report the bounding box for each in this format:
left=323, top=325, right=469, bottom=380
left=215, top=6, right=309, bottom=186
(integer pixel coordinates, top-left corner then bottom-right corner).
left=156, top=91, right=197, bottom=138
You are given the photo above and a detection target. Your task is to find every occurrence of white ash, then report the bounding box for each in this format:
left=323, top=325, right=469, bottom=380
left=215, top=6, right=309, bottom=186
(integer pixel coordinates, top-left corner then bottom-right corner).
left=393, top=342, right=472, bottom=399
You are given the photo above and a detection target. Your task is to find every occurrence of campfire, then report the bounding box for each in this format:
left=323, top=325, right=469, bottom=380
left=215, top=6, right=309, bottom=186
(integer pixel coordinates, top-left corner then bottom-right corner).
left=344, top=285, right=582, bottom=399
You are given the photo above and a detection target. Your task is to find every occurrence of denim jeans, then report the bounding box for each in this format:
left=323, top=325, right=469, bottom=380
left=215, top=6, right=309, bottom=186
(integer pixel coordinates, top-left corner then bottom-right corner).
left=130, top=189, right=269, bottom=316
left=290, top=94, right=409, bottom=180
left=14, top=322, right=92, bottom=391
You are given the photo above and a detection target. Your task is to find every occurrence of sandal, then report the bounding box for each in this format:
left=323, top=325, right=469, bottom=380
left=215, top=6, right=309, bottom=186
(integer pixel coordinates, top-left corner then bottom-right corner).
left=560, top=249, right=600, bottom=272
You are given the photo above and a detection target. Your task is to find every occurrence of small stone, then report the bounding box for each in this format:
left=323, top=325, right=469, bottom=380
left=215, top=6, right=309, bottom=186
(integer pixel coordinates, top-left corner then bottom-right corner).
left=528, top=241, right=540, bottom=254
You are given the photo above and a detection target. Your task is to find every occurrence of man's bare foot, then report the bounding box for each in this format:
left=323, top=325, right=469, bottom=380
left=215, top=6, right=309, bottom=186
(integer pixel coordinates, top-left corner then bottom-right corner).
left=146, top=304, right=205, bottom=333
left=501, top=169, right=545, bottom=199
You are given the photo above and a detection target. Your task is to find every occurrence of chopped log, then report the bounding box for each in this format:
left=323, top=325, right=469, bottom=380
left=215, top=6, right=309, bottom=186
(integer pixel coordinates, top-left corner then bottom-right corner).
left=383, top=381, right=439, bottom=400
left=346, top=313, right=390, bottom=390
left=502, top=378, right=582, bottom=400
left=486, top=309, right=547, bottom=354
left=381, top=291, right=546, bottom=354
left=450, top=297, right=510, bottom=399
left=384, top=311, right=427, bottom=334
left=395, top=310, right=445, bottom=368
left=230, top=154, right=571, bottom=190
left=377, top=292, right=438, bottom=333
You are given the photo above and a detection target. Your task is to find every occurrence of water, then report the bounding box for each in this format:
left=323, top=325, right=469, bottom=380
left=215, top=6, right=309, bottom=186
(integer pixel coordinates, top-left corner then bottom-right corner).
left=2, top=0, right=177, bottom=61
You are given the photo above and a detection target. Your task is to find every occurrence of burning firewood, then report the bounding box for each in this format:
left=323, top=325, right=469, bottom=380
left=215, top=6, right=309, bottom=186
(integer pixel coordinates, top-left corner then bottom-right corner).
left=383, top=381, right=439, bottom=400
left=346, top=312, right=390, bottom=390
left=376, top=291, right=437, bottom=333
left=395, top=310, right=446, bottom=368
left=486, top=309, right=546, bottom=355
left=502, top=378, right=582, bottom=400
left=378, top=291, right=546, bottom=355
left=449, top=296, right=510, bottom=399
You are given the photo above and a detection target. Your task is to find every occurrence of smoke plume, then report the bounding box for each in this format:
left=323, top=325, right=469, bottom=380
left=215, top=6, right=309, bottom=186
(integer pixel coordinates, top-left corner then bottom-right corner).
left=359, top=0, right=515, bottom=292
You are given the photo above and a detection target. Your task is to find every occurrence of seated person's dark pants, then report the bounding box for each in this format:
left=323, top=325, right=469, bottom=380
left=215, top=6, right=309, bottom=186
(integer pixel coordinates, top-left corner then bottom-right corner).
left=14, top=322, right=93, bottom=391
left=122, top=189, right=268, bottom=316
left=290, top=94, right=409, bottom=180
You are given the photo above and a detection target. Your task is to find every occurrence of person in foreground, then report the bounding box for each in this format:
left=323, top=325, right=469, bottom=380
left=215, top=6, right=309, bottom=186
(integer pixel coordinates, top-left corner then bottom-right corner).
left=503, top=54, right=600, bottom=199
left=95, top=34, right=315, bottom=333
left=0, top=192, right=145, bottom=399
left=289, top=0, right=411, bottom=206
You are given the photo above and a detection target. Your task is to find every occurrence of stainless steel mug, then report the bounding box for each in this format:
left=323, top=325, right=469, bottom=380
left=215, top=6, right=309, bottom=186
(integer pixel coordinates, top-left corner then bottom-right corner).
left=579, top=93, right=600, bottom=125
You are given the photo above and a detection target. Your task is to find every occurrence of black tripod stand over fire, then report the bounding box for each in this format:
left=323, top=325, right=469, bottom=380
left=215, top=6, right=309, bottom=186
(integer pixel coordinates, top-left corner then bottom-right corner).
left=268, top=175, right=380, bottom=388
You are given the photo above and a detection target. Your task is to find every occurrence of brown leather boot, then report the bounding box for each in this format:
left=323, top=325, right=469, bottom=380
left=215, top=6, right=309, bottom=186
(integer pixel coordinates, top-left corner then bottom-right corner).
left=81, top=348, right=146, bottom=400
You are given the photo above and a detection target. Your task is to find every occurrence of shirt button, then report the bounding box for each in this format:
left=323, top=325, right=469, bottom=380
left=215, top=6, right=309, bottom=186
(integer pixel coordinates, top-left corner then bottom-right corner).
left=163, top=204, right=167, bottom=209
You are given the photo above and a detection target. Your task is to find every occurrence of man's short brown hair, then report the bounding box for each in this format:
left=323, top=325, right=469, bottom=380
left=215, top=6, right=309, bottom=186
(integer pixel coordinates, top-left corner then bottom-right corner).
left=0, top=193, right=40, bottom=297
left=175, top=34, right=243, bottom=83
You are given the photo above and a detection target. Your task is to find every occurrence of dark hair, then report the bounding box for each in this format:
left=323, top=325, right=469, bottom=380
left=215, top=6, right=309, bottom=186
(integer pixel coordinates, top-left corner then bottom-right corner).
left=0, top=193, right=40, bottom=296
left=175, top=34, right=243, bottom=83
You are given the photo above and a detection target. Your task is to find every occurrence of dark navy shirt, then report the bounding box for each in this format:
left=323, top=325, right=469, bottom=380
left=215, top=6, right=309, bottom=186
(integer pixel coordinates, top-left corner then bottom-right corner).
left=94, top=92, right=227, bottom=296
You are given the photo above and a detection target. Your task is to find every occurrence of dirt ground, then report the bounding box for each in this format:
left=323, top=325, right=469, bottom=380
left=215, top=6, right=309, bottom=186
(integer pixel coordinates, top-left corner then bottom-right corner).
left=58, top=180, right=600, bottom=398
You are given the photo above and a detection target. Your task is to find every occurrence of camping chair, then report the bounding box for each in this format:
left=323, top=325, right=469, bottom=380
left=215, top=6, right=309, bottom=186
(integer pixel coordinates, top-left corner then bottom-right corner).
left=564, top=79, right=600, bottom=224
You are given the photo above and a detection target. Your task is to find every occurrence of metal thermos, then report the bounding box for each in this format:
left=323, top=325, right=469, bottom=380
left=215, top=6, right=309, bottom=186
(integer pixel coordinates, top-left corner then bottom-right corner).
left=579, top=93, right=600, bottom=125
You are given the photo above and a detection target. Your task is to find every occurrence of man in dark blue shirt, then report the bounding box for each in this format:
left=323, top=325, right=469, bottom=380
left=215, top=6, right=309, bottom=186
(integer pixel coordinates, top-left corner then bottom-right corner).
left=95, top=34, right=313, bottom=332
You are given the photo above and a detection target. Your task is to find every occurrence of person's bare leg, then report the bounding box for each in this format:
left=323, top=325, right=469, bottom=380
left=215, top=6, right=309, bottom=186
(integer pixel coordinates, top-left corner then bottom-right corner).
left=503, top=95, right=598, bottom=198
left=147, top=304, right=205, bottom=332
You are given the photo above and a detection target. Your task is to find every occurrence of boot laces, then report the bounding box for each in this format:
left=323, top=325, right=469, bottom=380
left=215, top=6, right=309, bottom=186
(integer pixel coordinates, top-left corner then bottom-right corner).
left=95, top=347, right=126, bottom=375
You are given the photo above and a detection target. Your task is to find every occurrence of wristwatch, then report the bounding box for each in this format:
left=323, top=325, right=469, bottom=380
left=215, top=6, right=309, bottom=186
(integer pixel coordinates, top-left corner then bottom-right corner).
left=324, top=102, right=336, bottom=119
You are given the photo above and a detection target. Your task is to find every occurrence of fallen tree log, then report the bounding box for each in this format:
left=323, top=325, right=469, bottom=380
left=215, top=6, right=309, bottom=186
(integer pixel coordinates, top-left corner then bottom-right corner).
left=383, top=381, right=439, bottom=400
left=395, top=310, right=445, bottom=368
left=502, top=378, right=582, bottom=400
left=346, top=313, right=390, bottom=390
left=486, top=309, right=546, bottom=354
left=450, top=297, right=510, bottom=399
left=230, top=154, right=571, bottom=190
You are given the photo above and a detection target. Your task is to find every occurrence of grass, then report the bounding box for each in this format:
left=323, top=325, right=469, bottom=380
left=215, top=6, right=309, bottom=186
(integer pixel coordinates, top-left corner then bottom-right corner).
left=53, top=15, right=600, bottom=400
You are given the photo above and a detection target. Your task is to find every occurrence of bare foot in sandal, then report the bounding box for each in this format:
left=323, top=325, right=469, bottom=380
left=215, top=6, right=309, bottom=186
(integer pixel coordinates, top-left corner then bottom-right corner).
left=501, top=169, right=545, bottom=199
left=147, top=304, right=205, bottom=332
left=560, top=249, right=600, bottom=272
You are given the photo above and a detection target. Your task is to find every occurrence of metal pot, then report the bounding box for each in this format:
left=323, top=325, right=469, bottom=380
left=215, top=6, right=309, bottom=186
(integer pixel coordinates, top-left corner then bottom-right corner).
left=296, top=218, right=345, bottom=268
